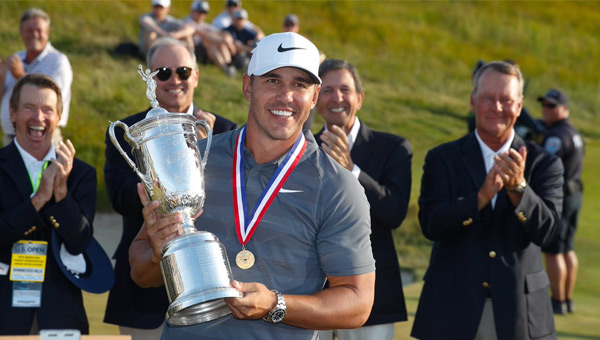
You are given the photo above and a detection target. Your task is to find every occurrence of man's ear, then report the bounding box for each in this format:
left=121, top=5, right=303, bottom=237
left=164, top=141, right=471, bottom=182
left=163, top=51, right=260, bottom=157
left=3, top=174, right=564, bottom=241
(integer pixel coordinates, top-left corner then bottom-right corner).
left=242, top=74, right=252, bottom=102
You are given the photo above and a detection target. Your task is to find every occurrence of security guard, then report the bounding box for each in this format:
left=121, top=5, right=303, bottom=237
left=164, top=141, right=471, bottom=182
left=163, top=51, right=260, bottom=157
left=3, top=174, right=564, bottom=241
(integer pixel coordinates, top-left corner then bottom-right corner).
left=538, top=88, right=584, bottom=315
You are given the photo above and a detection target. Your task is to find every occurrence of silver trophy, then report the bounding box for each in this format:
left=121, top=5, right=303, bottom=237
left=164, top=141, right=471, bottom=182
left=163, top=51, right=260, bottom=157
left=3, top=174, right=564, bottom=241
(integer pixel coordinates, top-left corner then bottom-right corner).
left=108, top=65, right=241, bottom=326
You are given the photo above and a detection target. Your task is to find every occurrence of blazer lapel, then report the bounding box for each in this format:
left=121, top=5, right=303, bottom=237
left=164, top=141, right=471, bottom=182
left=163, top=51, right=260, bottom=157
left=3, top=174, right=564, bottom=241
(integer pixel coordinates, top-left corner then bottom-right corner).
left=0, top=143, right=34, bottom=199
left=351, top=123, right=372, bottom=167
left=460, top=133, right=487, bottom=190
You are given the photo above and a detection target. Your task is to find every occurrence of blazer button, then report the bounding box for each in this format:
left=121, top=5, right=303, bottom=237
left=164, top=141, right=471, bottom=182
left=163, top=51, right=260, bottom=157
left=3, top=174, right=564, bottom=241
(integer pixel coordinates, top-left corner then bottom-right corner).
left=482, top=282, right=490, bottom=288
left=518, top=212, right=527, bottom=222
left=462, top=218, right=473, bottom=226
left=489, top=251, right=496, bottom=258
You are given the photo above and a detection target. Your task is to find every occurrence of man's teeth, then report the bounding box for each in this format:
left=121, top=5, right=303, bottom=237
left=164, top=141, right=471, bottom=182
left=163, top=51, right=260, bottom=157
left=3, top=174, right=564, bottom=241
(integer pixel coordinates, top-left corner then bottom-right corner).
left=271, top=110, right=293, bottom=117
left=331, top=108, right=344, bottom=113
left=168, top=89, right=182, bottom=94
left=29, top=126, right=45, bottom=131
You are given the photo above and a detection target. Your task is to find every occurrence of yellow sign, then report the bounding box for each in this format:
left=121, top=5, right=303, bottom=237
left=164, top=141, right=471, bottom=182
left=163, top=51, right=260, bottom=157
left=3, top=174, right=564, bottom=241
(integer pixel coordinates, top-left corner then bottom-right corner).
left=10, top=240, right=48, bottom=282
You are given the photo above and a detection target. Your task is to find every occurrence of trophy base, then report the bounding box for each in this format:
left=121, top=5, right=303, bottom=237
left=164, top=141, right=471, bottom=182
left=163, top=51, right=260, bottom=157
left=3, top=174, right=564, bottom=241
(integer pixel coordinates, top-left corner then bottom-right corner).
left=161, top=232, right=242, bottom=326
left=166, top=287, right=242, bottom=326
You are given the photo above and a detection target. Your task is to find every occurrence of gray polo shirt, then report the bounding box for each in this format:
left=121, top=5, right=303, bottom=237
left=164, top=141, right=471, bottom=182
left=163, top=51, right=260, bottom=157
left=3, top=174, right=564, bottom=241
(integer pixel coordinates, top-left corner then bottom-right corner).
left=162, top=129, right=374, bottom=340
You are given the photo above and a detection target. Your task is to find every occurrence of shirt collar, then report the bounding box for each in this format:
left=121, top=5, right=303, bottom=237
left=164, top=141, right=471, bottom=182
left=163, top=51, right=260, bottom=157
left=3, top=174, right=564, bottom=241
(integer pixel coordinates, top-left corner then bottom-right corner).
left=14, top=138, right=55, bottom=169
left=475, top=129, right=514, bottom=172
left=185, top=104, right=194, bottom=115
left=20, top=42, right=52, bottom=67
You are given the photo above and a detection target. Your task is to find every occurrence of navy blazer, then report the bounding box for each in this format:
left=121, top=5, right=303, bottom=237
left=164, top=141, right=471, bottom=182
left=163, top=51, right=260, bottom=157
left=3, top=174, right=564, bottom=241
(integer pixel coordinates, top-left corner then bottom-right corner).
left=411, top=133, right=563, bottom=340
left=316, top=122, right=412, bottom=326
left=0, top=143, right=96, bottom=334
left=103, top=107, right=237, bottom=329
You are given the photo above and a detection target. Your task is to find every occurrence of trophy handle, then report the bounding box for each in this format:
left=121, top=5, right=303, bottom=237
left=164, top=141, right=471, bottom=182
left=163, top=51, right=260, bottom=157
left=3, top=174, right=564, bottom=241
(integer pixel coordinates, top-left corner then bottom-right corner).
left=109, top=121, right=152, bottom=189
left=195, top=120, right=212, bottom=170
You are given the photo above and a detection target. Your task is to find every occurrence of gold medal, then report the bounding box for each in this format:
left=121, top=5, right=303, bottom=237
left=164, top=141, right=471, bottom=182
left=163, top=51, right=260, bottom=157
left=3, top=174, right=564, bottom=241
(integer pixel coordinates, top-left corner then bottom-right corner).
left=236, top=249, right=255, bottom=270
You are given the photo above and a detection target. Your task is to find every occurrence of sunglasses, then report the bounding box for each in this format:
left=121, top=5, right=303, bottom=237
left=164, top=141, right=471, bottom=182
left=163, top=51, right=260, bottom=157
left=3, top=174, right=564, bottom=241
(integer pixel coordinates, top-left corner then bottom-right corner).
left=542, top=102, right=557, bottom=109
left=154, top=66, right=193, bottom=81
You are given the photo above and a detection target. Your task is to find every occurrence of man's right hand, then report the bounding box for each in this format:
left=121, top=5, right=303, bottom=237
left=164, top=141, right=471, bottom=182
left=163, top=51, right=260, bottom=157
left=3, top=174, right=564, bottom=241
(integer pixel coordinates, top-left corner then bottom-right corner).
left=6, top=53, right=25, bottom=79
left=477, top=166, right=503, bottom=211
left=31, top=164, right=58, bottom=211
left=137, top=183, right=182, bottom=264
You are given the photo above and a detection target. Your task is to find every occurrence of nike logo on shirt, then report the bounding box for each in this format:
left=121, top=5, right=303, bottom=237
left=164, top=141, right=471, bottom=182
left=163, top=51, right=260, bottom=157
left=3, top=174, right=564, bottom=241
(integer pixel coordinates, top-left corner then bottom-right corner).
left=279, top=188, right=304, bottom=193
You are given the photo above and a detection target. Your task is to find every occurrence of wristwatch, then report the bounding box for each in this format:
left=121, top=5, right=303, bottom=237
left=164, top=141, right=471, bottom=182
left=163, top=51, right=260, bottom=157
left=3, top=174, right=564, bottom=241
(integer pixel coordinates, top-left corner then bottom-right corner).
left=508, top=179, right=527, bottom=193
left=263, top=290, right=286, bottom=324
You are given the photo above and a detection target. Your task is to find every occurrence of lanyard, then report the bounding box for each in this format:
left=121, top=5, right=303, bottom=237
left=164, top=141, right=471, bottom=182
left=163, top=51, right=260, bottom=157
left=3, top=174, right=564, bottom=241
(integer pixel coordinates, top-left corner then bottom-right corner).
left=29, top=161, right=49, bottom=193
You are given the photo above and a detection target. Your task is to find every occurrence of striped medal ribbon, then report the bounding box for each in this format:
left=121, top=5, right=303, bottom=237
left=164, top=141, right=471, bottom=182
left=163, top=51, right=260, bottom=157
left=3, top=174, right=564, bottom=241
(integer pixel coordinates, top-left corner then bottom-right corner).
left=232, top=127, right=306, bottom=269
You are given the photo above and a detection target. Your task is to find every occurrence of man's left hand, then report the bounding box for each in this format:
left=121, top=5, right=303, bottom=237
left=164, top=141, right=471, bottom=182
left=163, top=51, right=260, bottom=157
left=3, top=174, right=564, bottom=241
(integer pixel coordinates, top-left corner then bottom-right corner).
left=194, top=109, right=215, bottom=140
left=320, top=125, right=354, bottom=171
left=52, top=139, right=76, bottom=202
left=494, top=146, right=527, bottom=190
left=225, top=280, right=277, bottom=320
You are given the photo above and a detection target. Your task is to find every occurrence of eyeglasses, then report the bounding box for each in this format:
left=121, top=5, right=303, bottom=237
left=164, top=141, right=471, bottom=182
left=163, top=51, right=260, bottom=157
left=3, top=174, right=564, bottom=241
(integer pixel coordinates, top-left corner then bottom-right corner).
left=542, top=102, right=557, bottom=109
left=154, top=67, right=193, bottom=81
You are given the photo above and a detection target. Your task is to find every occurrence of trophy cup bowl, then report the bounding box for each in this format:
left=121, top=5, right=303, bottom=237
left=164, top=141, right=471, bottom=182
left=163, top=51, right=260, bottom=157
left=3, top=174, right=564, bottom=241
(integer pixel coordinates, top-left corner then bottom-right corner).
left=109, top=111, right=241, bottom=326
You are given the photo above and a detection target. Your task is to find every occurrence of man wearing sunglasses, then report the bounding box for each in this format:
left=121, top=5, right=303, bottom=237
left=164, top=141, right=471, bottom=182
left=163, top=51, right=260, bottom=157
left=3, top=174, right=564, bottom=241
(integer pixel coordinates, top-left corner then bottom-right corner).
left=130, top=32, right=375, bottom=340
left=538, top=89, right=584, bottom=315
left=103, top=37, right=237, bottom=340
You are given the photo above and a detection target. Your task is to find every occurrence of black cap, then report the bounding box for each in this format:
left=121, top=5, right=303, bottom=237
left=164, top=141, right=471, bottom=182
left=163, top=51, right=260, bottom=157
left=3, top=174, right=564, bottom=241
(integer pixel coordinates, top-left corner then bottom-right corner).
left=284, top=14, right=299, bottom=27
left=537, top=88, right=569, bottom=106
left=227, top=0, right=241, bottom=7
left=191, top=0, right=210, bottom=13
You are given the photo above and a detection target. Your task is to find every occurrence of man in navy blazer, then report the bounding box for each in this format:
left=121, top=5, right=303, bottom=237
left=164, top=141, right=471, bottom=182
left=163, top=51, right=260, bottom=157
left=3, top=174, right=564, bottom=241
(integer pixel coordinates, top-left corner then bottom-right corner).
left=314, top=59, right=412, bottom=340
left=103, top=37, right=237, bottom=339
left=412, top=61, right=563, bottom=340
left=0, top=74, right=96, bottom=334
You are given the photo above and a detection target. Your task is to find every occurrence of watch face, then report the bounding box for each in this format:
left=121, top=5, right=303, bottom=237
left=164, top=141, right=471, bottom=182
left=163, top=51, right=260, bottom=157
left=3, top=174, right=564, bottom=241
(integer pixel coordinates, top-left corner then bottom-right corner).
left=271, top=309, right=286, bottom=322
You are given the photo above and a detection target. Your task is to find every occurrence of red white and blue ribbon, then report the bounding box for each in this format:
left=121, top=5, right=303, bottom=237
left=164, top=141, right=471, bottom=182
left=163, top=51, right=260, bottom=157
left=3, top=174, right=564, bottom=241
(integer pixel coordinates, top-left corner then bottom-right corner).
left=233, top=127, right=307, bottom=246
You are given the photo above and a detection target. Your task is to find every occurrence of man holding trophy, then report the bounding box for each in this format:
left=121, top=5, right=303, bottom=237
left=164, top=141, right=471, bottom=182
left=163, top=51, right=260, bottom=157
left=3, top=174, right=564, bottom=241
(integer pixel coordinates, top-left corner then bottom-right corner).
left=129, top=32, right=376, bottom=339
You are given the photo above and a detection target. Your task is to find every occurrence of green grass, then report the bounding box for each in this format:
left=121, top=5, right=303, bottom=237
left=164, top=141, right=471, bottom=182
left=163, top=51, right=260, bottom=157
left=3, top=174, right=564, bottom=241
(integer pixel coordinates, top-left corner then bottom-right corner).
left=2, top=1, right=600, bottom=338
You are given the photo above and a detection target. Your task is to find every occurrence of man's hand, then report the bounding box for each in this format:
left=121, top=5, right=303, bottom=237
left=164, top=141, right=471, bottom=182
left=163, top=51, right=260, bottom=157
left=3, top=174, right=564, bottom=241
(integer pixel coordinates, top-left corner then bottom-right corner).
left=52, top=139, right=75, bottom=202
left=320, top=125, right=354, bottom=171
left=137, top=183, right=181, bottom=264
left=495, top=146, right=527, bottom=206
left=31, top=164, right=58, bottom=211
left=477, top=166, right=503, bottom=211
left=194, top=109, right=215, bottom=140
left=225, top=280, right=277, bottom=320
left=6, top=53, right=25, bottom=79
left=494, top=146, right=527, bottom=190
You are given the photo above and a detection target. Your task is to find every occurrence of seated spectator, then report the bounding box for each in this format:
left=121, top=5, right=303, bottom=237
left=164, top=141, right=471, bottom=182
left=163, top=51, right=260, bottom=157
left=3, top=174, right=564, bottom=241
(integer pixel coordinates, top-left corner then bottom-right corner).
left=0, top=8, right=72, bottom=147
left=212, top=0, right=264, bottom=38
left=223, top=9, right=258, bottom=71
left=183, top=0, right=237, bottom=77
left=138, top=0, right=194, bottom=56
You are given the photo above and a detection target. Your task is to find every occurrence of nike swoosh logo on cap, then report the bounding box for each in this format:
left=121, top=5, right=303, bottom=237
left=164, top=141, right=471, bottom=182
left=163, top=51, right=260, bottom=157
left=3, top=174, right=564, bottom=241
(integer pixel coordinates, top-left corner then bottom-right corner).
left=277, top=43, right=306, bottom=53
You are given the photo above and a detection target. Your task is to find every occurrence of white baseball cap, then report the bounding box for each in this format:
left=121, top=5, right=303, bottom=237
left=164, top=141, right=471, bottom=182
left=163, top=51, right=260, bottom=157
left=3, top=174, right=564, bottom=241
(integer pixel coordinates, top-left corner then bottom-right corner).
left=247, top=32, right=321, bottom=84
left=152, top=0, right=171, bottom=7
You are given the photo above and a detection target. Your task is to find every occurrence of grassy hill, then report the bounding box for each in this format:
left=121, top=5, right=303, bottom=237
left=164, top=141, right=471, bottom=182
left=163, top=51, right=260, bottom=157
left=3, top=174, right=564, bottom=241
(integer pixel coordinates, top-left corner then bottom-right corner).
left=1, top=1, right=599, bottom=338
